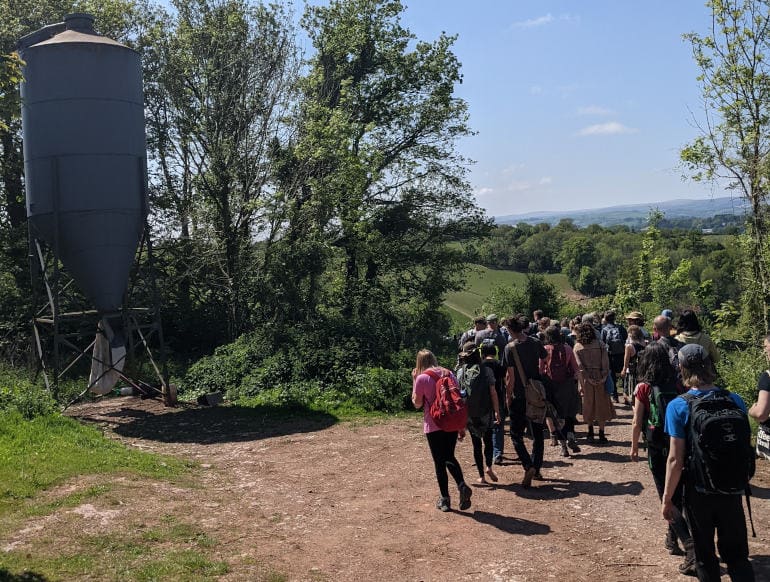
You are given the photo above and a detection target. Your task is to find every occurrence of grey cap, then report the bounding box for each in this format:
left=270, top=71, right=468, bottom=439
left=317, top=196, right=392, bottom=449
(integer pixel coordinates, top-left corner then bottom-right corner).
left=679, top=343, right=709, bottom=366
left=486, top=313, right=498, bottom=322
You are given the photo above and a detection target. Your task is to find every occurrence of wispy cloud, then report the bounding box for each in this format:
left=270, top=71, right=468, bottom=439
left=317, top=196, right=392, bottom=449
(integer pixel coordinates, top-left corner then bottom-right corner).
left=513, top=14, right=554, bottom=28
left=474, top=187, right=494, bottom=197
left=578, top=105, right=614, bottom=116
left=512, top=13, right=579, bottom=28
left=530, top=85, right=543, bottom=95
left=503, top=177, right=552, bottom=193
left=577, top=122, right=637, bottom=136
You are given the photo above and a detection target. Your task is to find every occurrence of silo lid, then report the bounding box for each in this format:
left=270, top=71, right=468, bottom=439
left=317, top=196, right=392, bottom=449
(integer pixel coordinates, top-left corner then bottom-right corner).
left=28, top=13, right=129, bottom=50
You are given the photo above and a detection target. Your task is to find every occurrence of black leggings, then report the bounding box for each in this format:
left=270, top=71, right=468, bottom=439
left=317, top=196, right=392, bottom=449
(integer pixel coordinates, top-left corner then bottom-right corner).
left=425, top=430, right=466, bottom=498
left=470, top=428, right=493, bottom=477
left=563, top=416, right=576, bottom=435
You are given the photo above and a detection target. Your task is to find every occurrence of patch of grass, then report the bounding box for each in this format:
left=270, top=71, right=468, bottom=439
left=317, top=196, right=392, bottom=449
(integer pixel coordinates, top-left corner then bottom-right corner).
left=0, top=515, right=228, bottom=581
left=444, top=265, right=573, bottom=320
left=133, top=551, right=229, bottom=581
left=21, top=484, right=113, bottom=518
left=0, top=411, right=189, bottom=512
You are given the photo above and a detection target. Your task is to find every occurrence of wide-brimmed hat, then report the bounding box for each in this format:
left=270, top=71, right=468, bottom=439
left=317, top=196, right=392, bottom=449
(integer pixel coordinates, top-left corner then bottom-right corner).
left=459, top=341, right=477, bottom=357
left=625, top=311, right=645, bottom=321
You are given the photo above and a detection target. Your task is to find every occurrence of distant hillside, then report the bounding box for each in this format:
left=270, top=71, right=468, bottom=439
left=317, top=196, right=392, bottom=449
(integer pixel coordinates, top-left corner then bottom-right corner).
left=495, top=196, right=748, bottom=229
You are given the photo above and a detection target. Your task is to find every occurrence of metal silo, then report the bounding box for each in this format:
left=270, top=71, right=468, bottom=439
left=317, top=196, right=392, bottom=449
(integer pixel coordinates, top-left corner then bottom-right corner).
left=19, top=13, right=147, bottom=314
left=19, top=15, right=172, bottom=404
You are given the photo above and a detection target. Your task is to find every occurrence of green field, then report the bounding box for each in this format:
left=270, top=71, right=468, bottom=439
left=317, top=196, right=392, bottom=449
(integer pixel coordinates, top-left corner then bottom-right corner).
left=443, top=265, right=573, bottom=321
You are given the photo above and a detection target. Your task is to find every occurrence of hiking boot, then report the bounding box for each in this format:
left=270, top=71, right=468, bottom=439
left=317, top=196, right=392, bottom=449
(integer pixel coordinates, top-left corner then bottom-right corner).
left=586, top=432, right=595, bottom=443
left=493, top=455, right=503, bottom=465
left=560, top=442, right=570, bottom=457
left=679, top=540, right=697, bottom=576
left=533, top=470, right=544, bottom=481
left=522, top=467, right=536, bottom=488
left=665, top=529, right=684, bottom=556
left=597, top=432, right=609, bottom=444
left=678, top=552, right=697, bottom=576
left=436, top=497, right=450, bottom=512
left=458, top=483, right=472, bottom=511
left=567, top=433, right=581, bottom=453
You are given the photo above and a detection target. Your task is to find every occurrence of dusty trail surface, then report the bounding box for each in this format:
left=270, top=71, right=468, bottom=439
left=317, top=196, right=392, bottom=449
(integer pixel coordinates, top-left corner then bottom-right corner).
left=10, top=398, right=770, bottom=581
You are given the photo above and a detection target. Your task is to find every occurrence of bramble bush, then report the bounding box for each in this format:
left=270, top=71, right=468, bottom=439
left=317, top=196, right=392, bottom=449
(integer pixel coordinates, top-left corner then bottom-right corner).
left=182, top=324, right=416, bottom=413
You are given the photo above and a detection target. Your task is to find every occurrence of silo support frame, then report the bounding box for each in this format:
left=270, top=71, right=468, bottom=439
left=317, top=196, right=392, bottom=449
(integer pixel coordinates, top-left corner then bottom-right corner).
left=27, top=226, right=174, bottom=407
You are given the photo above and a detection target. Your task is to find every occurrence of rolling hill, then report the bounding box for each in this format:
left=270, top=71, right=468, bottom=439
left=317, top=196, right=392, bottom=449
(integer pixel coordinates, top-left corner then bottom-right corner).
left=495, top=196, right=748, bottom=228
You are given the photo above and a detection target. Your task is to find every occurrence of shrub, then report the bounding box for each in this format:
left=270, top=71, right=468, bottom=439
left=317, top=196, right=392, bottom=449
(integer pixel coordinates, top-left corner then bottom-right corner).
left=0, top=367, right=56, bottom=419
left=717, top=346, right=764, bottom=406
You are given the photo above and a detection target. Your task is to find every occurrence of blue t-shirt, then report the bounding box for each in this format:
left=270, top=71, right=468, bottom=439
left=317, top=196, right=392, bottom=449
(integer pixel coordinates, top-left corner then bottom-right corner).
left=664, top=387, right=748, bottom=439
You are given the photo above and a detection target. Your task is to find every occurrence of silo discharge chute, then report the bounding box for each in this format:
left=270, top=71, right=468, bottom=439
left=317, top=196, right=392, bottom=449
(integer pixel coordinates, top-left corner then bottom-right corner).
left=19, top=14, right=172, bottom=404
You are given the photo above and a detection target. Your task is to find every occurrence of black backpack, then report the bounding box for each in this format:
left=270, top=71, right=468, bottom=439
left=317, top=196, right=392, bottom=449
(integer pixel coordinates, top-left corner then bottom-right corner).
left=645, top=384, right=679, bottom=447
left=458, top=364, right=489, bottom=418
left=683, top=389, right=755, bottom=494
left=604, top=324, right=625, bottom=356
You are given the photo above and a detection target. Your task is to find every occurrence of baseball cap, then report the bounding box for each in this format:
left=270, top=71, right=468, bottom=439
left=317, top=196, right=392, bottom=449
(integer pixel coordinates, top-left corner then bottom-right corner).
left=678, top=343, right=709, bottom=366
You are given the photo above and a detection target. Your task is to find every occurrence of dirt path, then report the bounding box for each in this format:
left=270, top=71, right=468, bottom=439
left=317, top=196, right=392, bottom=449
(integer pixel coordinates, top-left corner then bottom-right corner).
left=13, top=399, right=770, bottom=580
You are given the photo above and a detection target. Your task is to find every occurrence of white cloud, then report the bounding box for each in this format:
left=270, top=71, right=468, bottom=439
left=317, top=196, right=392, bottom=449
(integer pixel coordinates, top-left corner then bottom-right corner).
left=503, top=177, right=552, bottom=193
left=577, top=122, right=637, bottom=136
left=513, top=14, right=554, bottom=28
left=578, top=105, right=614, bottom=116
left=474, top=187, right=494, bottom=197
left=512, top=13, right=578, bottom=28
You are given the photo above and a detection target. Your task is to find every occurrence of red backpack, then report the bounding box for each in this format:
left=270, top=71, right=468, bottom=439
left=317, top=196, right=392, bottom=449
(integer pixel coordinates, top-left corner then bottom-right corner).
left=546, top=345, right=569, bottom=383
left=424, top=368, right=468, bottom=432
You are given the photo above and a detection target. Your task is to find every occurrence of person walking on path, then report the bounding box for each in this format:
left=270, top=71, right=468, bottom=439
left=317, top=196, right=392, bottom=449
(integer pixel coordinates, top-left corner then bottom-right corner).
left=620, top=325, right=646, bottom=405
left=574, top=322, right=615, bottom=443
left=674, top=309, right=719, bottom=364
left=540, top=325, right=581, bottom=454
left=662, top=344, right=755, bottom=581
left=601, top=310, right=627, bottom=403
left=457, top=342, right=501, bottom=484
left=503, top=315, right=547, bottom=487
left=411, top=349, right=472, bottom=512
left=474, top=314, right=509, bottom=360
left=630, top=342, right=695, bottom=576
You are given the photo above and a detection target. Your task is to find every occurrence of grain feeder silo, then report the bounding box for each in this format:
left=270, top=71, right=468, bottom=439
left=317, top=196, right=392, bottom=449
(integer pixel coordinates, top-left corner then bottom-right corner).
left=19, top=14, right=173, bottom=405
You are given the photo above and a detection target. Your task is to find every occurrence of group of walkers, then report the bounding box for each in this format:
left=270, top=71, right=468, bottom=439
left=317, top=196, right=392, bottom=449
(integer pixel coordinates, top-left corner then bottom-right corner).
left=412, top=308, right=764, bottom=581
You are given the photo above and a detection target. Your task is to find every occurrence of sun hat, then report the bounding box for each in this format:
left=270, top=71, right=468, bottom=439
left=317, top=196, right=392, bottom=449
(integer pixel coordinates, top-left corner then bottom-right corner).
left=625, top=311, right=644, bottom=321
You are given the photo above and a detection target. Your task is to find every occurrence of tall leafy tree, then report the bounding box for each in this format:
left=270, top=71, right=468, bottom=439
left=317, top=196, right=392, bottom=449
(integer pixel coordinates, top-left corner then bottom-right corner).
left=681, top=0, right=770, bottom=328
left=272, top=0, right=489, bottom=348
left=145, top=0, right=298, bottom=341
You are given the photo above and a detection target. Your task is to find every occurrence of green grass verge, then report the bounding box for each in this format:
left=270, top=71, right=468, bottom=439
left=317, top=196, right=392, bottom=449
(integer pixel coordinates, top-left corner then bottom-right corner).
left=0, top=411, right=189, bottom=509
left=0, top=517, right=230, bottom=582
left=0, top=411, right=225, bottom=581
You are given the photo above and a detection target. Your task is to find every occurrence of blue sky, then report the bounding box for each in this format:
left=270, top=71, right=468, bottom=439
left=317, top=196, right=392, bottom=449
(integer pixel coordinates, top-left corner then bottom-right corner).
left=397, top=1, right=718, bottom=216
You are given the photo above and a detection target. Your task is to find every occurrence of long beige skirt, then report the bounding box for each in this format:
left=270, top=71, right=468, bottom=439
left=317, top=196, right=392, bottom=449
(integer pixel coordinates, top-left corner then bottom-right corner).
left=580, top=379, right=616, bottom=423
